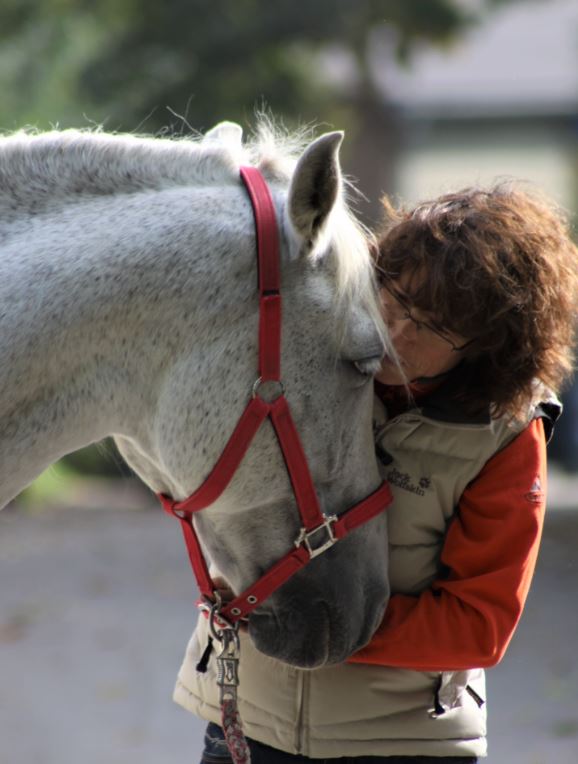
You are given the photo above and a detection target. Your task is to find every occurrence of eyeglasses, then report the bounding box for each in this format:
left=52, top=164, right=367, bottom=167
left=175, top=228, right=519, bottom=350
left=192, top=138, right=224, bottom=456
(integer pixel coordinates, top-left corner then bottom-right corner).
left=380, top=280, right=476, bottom=353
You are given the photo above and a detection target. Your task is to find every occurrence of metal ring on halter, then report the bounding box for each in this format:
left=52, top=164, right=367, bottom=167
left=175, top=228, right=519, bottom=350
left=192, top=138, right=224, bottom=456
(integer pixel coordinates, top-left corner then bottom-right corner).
left=208, top=601, right=238, bottom=643
left=252, top=376, right=285, bottom=401
left=197, top=589, right=222, bottom=618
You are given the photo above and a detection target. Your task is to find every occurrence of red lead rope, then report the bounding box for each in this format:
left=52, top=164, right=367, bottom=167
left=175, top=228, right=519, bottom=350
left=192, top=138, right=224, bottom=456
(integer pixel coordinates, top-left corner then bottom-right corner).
left=158, top=166, right=392, bottom=624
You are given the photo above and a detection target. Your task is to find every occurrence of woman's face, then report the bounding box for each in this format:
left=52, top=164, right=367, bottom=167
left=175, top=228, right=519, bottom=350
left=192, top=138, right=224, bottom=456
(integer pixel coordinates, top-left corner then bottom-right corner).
left=376, top=275, right=469, bottom=385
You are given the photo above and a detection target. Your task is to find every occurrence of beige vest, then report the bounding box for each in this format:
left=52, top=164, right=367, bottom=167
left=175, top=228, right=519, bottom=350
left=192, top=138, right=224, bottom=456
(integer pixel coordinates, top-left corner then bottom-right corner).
left=172, top=394, right=534, bottom=758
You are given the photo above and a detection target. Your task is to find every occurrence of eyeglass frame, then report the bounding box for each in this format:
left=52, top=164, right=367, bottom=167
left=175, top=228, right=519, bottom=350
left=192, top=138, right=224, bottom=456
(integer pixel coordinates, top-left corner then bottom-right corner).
left=379, top=278, right=477, bottom=353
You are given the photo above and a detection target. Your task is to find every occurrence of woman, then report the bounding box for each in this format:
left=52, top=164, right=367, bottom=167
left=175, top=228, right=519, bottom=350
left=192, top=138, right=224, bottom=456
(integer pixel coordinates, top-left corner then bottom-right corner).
left=181, top=183, right=578, bottom=762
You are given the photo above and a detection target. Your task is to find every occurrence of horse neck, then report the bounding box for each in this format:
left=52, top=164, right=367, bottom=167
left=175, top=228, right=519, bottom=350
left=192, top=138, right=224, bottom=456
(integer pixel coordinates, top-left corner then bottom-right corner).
left=0, top=184, right=256, bottom=507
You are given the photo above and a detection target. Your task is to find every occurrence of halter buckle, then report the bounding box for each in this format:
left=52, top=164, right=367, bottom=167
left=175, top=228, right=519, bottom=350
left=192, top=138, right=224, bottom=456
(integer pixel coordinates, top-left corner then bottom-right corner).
left=295, top=514, right=338, bottom=559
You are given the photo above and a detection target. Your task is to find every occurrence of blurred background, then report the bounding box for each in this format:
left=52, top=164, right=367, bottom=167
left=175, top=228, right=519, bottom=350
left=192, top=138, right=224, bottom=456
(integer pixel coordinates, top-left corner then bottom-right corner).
left=1, top=1, right=577, bottom=762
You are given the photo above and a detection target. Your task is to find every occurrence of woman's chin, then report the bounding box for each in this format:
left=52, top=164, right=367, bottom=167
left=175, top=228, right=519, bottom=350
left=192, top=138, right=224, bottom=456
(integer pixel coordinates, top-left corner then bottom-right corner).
left=375, top=363, right=409, bottom=386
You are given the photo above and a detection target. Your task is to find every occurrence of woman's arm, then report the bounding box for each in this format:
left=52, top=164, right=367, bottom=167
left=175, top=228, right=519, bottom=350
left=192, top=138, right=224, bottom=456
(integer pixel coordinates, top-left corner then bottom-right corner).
left=347, top=417, right=547, bottom=671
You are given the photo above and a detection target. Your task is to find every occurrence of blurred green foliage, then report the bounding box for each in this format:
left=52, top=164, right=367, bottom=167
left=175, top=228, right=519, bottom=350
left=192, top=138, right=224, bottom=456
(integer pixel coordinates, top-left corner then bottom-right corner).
left=0, top=0, right=477, bottom=134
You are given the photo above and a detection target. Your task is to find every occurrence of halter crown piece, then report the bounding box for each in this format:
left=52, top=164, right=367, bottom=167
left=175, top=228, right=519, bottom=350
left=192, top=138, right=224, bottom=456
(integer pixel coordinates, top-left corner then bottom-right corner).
left=158, top=167, right=393, bottom=763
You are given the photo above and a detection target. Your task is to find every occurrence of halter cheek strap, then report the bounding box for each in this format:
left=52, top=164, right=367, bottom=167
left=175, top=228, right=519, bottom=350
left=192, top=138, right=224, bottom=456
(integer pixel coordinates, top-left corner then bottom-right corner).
left=158, top=166, right=392, bottom=623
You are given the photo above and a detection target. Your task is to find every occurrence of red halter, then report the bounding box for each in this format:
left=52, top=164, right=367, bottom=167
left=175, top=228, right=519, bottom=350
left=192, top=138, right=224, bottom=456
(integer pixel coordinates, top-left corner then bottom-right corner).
left=158, top=166, right=392, bottom=624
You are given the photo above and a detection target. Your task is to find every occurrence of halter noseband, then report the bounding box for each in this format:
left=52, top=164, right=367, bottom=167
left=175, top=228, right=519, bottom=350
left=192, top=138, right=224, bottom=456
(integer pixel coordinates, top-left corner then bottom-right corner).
left=158, top=166, right=392, bottom=624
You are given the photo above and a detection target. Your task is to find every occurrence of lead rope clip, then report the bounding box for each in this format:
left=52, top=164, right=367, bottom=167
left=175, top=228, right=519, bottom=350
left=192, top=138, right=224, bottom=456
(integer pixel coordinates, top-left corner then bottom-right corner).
left=204, top=602, right=251, bottom=764
left=216, top=629, right=251, bottom=764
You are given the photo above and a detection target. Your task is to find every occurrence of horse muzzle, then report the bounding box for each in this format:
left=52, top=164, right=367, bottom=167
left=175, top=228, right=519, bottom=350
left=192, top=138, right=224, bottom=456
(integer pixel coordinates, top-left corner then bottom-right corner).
left=246, top=568, right=390, bottom=668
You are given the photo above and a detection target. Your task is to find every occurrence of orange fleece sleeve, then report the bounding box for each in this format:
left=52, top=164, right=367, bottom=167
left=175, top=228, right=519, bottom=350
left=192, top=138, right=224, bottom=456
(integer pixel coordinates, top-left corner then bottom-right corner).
left=348, top=417, right=547, bottom=671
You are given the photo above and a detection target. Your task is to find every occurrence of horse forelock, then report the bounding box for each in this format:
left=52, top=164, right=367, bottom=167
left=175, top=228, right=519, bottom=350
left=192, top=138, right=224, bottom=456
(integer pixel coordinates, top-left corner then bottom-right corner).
left=247, top=122, right=386, bottom=341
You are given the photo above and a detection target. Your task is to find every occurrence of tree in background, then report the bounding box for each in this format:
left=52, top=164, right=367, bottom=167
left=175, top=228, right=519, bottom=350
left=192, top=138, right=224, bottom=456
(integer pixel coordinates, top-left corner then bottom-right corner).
left=0, top=0, right=525, bottom=220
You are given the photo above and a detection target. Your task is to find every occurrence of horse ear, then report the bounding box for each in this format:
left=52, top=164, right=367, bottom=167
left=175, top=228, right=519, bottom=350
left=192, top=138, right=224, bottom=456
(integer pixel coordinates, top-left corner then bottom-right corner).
left=202, top=121, right=243, bottom=146
left=288, top=132, right=344, bottom=249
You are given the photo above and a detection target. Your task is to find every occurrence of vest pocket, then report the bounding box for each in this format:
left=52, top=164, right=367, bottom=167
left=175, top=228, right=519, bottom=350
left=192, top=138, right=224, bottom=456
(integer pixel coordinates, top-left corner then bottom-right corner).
left=430, top=670, right=486, bottom=717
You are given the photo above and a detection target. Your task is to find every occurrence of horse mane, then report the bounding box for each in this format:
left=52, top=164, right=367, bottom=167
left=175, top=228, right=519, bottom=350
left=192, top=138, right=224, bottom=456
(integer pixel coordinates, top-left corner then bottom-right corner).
left=0, top=119, right=385, bottom=345
left=0, top=119, right=307, bottom=206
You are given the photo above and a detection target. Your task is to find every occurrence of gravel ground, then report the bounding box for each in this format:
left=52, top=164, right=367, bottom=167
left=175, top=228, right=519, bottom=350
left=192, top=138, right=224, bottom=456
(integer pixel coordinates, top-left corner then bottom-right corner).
left=1, top=471, right=577, bottom=764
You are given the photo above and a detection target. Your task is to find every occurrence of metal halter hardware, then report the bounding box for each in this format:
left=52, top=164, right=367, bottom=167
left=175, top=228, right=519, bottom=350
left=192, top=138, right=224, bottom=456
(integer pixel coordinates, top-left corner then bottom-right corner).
left=158, top=166, right=393, bottom=625
left=294, top=514, right=338, bottom=559
left=252, top=376, right=285, bottom=401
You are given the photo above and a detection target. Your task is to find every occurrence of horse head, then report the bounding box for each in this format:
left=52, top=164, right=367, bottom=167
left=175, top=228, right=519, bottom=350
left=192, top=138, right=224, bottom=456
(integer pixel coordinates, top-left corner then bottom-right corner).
left=116, top=123, right=391, bottom=667
left=0, top=121, right=391, bottom=668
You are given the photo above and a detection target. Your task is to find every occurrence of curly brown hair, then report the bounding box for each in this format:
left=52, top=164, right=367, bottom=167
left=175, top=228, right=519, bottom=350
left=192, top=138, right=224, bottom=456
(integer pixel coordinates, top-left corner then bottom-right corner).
left=374, top=182, right=578, bottom=419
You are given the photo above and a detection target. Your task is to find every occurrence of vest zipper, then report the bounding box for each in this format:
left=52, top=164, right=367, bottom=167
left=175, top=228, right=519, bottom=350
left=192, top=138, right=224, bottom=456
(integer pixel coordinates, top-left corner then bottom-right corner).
left=374, top=413, right=406, bottom=462
left=294, top=668, right=307, bottom=753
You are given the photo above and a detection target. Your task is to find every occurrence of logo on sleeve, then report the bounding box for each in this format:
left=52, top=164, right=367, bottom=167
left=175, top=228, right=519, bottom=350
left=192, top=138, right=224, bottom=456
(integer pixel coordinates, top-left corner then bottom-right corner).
left=525, top=477, right=544, bottom=504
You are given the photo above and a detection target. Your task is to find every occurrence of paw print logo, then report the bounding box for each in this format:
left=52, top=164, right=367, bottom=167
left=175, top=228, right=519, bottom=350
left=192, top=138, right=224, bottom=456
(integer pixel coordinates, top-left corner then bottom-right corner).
left=418, top=477, right=431, bottom=490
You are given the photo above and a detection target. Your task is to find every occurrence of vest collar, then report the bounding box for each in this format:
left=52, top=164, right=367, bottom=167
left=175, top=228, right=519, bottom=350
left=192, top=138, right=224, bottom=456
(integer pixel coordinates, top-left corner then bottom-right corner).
left=378, top=364, right=492, bottom=427
left=417, top=365, right=492, bottom=426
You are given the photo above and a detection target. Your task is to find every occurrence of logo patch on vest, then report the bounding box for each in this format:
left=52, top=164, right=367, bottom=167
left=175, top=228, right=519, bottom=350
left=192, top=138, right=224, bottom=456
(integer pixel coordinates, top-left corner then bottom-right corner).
left=386, top=467, right=431, bottom=497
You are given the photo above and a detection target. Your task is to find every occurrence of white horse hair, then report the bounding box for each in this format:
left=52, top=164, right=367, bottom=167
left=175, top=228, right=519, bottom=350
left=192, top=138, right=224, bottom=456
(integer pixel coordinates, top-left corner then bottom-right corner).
left=0, top=120, right=391, bottom=667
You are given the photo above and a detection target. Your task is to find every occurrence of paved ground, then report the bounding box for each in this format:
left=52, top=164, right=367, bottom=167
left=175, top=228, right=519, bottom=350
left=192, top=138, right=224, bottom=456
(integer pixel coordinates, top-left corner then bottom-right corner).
left=1, top=469, right=577, bottom=764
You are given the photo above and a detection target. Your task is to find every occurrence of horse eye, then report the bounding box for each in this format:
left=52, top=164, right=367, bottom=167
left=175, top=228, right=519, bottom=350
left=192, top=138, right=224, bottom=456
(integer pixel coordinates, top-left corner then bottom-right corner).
left=353, top=357, right=382, bottom=377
